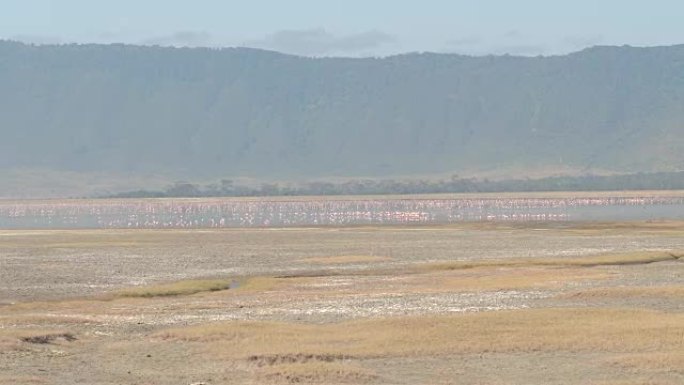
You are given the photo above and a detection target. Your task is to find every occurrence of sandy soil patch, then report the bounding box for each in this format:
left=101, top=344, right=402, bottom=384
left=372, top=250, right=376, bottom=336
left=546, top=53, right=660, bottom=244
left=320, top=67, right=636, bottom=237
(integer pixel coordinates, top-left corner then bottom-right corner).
left=296, top=255, right=392, bottom=264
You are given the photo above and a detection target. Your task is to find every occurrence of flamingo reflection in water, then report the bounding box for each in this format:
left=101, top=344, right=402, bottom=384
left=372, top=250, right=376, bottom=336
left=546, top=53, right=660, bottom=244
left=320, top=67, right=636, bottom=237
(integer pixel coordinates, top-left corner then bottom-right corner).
left=0, top=196, right=682, bottom=229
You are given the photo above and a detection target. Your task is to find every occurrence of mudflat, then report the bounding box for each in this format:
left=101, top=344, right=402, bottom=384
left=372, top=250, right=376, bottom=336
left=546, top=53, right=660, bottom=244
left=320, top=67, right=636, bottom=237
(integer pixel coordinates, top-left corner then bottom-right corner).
left=1, top=221, right=683, bottom=384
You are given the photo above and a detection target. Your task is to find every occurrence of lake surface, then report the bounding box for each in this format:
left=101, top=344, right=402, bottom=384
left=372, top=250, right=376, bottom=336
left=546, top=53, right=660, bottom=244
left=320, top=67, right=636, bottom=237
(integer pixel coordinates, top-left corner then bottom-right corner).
left=2, top=195, right=684, bottom=229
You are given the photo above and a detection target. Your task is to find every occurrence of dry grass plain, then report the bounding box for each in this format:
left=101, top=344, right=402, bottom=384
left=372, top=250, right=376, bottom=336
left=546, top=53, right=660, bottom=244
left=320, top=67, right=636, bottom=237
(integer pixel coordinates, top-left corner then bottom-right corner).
left=0, top=221, right=683, bottom=384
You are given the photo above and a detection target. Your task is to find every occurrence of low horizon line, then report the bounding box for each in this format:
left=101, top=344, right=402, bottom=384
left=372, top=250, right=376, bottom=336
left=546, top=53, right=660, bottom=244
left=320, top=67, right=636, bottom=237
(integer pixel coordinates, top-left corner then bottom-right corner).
left=3, top=39, right=683, bottom=59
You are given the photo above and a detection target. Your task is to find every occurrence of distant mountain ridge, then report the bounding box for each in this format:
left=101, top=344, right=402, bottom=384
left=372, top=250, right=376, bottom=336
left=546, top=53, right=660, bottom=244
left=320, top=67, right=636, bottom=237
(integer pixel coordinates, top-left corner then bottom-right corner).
left=1, top=41, right=683, bottom=196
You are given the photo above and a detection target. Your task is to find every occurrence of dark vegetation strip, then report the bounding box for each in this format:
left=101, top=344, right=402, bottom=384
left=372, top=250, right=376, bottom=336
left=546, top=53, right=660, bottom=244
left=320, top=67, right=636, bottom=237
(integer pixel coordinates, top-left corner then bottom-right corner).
left=108, top=171, right=684, bottom=198
left=279, top=251, right=684, bottom=278
left=21, top=332, right=77, bottom=344
left=425, top=251, right=684, bottom=271
left=108, top=252, right=682, bottom=299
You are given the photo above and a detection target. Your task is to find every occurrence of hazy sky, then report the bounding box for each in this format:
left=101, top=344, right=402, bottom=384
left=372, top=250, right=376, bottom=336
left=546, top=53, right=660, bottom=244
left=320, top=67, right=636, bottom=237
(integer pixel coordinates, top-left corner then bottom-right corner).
left=2, top=0, right=683, bottom=57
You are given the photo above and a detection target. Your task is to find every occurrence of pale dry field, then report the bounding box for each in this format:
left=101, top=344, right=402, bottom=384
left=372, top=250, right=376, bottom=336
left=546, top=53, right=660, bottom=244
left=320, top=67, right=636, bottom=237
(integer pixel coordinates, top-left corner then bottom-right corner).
left=1, top=221, right=683, bottom=384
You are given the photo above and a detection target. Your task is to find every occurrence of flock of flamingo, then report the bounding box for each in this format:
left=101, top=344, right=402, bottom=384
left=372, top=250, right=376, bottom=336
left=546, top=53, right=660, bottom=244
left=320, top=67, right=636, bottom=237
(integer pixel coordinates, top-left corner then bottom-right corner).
left=1, top=196, right=682, bottom=229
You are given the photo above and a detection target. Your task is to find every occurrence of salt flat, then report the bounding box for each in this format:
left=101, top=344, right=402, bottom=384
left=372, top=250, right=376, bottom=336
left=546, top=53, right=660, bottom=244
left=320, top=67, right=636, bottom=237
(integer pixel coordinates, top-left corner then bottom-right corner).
left=1, top=221, right=683, bottom=384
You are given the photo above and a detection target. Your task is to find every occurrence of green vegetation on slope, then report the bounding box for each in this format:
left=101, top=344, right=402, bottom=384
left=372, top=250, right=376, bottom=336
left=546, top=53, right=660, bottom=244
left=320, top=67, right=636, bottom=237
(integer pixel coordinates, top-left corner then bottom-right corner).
left=2, top=42, right=684, bottom=186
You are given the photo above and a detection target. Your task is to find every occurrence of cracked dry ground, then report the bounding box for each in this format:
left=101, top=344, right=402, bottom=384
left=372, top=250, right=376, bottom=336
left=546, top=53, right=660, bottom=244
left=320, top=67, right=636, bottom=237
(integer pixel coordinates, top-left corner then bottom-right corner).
left=1, top=222, right=683, bottom=384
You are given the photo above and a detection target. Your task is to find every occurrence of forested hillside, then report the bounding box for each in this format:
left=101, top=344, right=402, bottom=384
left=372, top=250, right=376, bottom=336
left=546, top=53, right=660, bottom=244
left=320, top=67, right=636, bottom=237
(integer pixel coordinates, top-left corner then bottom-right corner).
left=1, top=41, right=684, bottom=196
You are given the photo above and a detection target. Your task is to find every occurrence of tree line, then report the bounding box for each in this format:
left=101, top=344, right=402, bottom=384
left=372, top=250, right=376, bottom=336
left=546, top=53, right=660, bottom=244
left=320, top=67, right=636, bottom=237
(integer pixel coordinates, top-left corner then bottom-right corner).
left=108, top=171, right=684, bottom=198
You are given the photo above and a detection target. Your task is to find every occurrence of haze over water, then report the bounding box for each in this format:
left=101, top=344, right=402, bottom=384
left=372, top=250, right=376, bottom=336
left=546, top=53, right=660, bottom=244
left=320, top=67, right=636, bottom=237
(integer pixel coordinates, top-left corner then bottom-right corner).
left=2, top=196, right=684, bottom=230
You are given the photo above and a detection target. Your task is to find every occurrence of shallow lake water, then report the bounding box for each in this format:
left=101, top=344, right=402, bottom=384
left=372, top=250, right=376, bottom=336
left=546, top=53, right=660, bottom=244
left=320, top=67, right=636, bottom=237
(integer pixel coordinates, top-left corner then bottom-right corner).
left=2, top=196, right=684, bottom=229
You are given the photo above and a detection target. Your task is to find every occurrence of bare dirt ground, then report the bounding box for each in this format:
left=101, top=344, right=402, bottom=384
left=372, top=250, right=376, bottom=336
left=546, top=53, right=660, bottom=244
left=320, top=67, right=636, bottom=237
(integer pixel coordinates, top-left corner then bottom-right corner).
left=1, top=221, right=683, bottom=384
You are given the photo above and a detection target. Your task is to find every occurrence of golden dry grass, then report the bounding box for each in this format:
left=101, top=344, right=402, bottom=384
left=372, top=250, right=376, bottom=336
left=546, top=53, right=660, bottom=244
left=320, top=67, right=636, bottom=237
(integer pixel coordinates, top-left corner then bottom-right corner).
left=562, top=221, right=684, bottom=238
left=592, top=380, right=682, bottom=385
left=0, top=229, right=163, bottom=249
left=114, top=278, right=234, bottom=298
left=0, top=329, right=75, bottom=352
left=2, top=224, right=683, bottom=385
left=297, top=255, right=392, bottom=264
left=156, top=308, right=684, bottom=358
left=0, top=337, right=20, bottom=352
left=0, top=375, right=47, bottom=385
left=606, top=351, right=684, bottom=374
left=258, top=362, right=377, bottom=384
left=235, top=276, right=313, bottom=293
left=420, top=267, right=610, bottom=292
left=0, top=313, right=94, bottom=327
left=566, top=220, right=684, bottom=232
left=562, top=285, right=684, bottom=299
left=423, top=251, right=682, bottom=272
